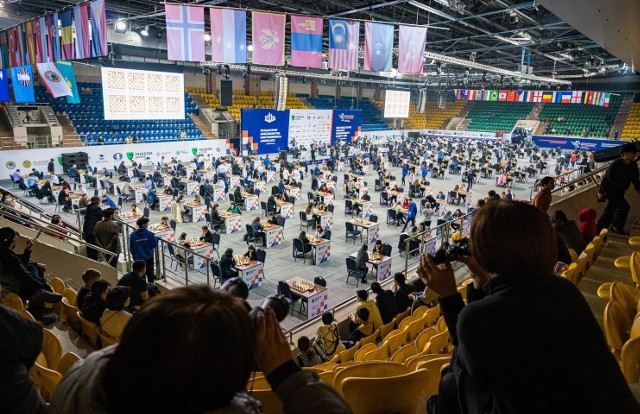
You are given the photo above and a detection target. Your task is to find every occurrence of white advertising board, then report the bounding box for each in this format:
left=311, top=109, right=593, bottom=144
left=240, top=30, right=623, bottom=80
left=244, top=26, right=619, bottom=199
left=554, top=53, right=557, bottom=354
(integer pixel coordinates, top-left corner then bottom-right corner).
left=288, top=109, right=333, bottom=148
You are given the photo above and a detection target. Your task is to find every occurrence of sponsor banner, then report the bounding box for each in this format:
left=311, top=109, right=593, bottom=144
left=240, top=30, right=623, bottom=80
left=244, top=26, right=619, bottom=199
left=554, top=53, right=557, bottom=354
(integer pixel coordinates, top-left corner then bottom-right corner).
left=240, top=263, right=264, bottom=289
left=288, top=109, right=333, bottom=148
left=241, top=108, right=290, bottom=155
left=332, top=110, right=362, bottom=143
left=0, top=139, right=229, bottom=176
left=308, top=291, right=329, bottom=318
left=532, top=135, right=623, bottom=152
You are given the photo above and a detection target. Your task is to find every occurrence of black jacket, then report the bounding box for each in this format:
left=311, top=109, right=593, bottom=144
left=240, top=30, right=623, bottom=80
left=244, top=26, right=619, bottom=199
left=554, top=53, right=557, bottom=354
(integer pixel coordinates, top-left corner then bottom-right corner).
left=0, top=248, right=50, bottom=299
left=438, top=274, right=640, bottom=414
left=374, top=289, right=398, bottom=324
left=220, top=254, right=237, bottom=279
left=83, top=204, right=103, bottom=235
left=601, top=158, right=640, bottom=197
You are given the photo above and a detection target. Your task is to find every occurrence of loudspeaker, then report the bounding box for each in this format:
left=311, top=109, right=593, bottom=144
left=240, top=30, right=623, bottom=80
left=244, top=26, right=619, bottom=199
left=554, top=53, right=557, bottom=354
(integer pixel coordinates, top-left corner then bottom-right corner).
left=417, top=90, right=427, bottom=114
left=438, top=93, right=446, bottom=109
left=274, top=75, right=288, bottom=111
left=61, top=152, right=89, bottom=173
left=220, top=80, right=233, bottom=107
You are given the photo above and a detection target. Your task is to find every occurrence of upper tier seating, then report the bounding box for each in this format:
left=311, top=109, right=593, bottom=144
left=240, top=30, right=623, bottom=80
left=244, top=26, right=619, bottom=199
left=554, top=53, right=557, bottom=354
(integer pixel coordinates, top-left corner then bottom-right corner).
left=35, top=83, right=202, bottom=146
left=540, top=94, right=623, bottom=138
left=305, top=95, right=390, bottom=131
left=620, top=102, right=640, bottom=140
left=464, top=101, right=535, bottom=132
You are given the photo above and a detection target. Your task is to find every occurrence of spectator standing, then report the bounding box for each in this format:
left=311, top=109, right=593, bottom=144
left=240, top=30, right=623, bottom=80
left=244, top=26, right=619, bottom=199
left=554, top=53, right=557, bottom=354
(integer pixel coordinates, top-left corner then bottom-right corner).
left=94, top=209, right=121, bottom=268
left=579, top=208, right=597, bottom=244
left=532, top=176, right=555, bottom=214
left=83, top=196, right=103, bottom=260
left=117, top=260, right=150, bottom=308
left=129, top=217, right=157, bottom=283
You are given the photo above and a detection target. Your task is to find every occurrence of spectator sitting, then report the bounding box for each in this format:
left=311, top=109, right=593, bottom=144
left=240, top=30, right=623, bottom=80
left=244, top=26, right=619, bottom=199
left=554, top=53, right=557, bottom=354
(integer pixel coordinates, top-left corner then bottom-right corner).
left=77, top=268, right=102, bottom=310
left=296, top=336, right=324, bottom=367
left=81, top=279, right=111, bottom=326
left=100, top=286, right=133, bottom=340
left=551, top=210, right=586, bottom=253
left=371, top=281, right=398, bottom=324
left=344, top=307, right=374, bottom=348
left=117, top=260, right=150, bottom=309
left=46, top=214, right=67, bottom=240
left=313, top=312, right=344, bottom=360
left=354, top=289, right=383, bottom=331
left=392, top=272, right=414, bottom=312
left=579, top=208, right=597, bottom=244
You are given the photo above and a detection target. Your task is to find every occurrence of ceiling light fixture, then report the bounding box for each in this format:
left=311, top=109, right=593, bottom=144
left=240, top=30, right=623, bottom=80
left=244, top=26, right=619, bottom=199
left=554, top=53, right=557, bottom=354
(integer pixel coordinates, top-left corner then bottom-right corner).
left=140, top=26, right=149, bottom=37
left=204, top=33, right=211, bottom=42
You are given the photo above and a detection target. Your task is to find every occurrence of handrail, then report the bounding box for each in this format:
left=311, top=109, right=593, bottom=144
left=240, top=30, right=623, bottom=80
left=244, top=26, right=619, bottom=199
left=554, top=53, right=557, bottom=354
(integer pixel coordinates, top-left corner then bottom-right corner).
left=551, top=164, right=608, bottom=195
left=527, top=162, right=610, bottom=200
left=0, top=199, right=83, bottom=239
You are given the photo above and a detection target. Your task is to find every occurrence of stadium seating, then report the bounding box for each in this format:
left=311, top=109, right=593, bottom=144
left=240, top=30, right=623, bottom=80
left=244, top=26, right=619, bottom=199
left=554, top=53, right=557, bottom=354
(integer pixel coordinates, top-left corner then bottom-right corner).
left=464, top=101, right=535, bottom=132
left=620, top=102, right=640, bottom=140
left=406, top=101, right=467, bottom=130
left=539, top=94, right=623, bottom=137
left=305, top=95, right=390, bottom=131
left=35, top=83, right=203, bottom=146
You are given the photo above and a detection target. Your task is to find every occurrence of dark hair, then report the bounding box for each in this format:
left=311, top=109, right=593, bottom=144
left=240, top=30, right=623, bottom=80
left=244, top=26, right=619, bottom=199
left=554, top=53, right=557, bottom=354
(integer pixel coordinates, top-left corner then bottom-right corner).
left=81, top=268, right=101, bottom=283
left=470, top=200, right=556, bottom=279
left=132, top=260, right=146, bottom=274
left=356, top=307, right=370, bottom=322
left=550, top=210, right=569, bottom=229
left=297, top=336, right=311, bottom=351
left=51, top=215, right=61, bottom=224
left=90, top=279, right=111, bottom=299
left=394, top=272, right=407, bottom=286
left=136, top=217, right=149, bottom=227
left=321, top=312, right=334, bottom=325
left=103, top=208, right=115, bottom=218
left=106, top=286, right=131, bottom=311
left=371, top=282, right=383, bottom=293
left=104, top=286, right=255, bottom=413
left=539, top=176, right=554, bottom=186
left=356, top=289, right=368, bottom=301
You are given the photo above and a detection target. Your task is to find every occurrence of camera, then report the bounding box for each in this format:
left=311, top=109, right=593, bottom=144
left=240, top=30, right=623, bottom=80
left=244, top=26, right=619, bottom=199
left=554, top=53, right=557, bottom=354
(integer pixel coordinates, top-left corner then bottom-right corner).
left=221, top=277, right=289, bottom=322
left=433, top=240, right=471, bottom=264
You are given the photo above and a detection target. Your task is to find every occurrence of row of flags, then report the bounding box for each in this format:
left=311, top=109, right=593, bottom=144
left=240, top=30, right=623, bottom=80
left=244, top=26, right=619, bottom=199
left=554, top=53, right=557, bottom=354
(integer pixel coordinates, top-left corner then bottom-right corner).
left=1, top=0, right=107, bottom=69
left=1, top=61, right=80, bottom=104
left=454, top=89, right=612, bottom=107
left=165, top=5, right=428, bottom=74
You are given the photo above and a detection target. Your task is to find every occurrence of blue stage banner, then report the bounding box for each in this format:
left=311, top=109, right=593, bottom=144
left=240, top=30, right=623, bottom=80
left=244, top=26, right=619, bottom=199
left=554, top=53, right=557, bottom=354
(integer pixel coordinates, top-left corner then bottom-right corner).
left=332, top=110, right=362, bottom=143
left=241, top=109, right=290, bottom=154
left=532, top=135, right=625, bottom=152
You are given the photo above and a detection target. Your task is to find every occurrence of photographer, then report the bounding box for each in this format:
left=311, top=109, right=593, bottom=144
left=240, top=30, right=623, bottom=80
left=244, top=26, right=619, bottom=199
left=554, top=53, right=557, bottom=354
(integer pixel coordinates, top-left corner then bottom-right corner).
left=420, top=200, right=639, bottom=413
left=50, top=285, right=351, bottom=414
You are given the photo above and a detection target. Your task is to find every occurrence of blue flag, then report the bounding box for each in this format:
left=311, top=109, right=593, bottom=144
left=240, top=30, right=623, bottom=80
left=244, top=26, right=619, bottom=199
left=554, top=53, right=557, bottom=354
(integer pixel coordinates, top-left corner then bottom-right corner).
left=57, top=61, right=80, bottom=104
left=0, top=69, right=9, bottom=102
left=364, top=22, right=394, bottom=72
left=11, top=65, right=35, bottom=103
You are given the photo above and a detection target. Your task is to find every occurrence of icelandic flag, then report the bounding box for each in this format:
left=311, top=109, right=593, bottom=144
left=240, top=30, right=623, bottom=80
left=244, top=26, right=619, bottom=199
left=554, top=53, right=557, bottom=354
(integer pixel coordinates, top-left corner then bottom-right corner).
left=290, top=15, right=323, bottom=69
left=165, top=5, right=205, bottom=62
left=210, top=8, right=247, bottom=64
left=74, top=4, right=91, bottom=59
left=60, top=9, right=75, bottom=60
left=328, top=20, right=359, bottom=71
left=0, top=69, right=9, bottom=101
left=57, top=61, right=80, bottom=104
left=398, top=25, right=426, bottom=74
left=36, top=61, right=72, bottom=98
left=48, top=12, right=61, bottom=62
left=252, top=12, right=286, bottom=66
left=364, top=22, right=393, bottom=72
left=90, top=0, right=109, bottom=57
left=11, top=65, right=35, bottom=103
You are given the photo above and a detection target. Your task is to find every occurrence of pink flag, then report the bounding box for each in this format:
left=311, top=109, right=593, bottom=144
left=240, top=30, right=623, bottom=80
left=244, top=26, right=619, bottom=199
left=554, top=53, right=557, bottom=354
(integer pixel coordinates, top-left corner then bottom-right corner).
left=252, top=12, right=285, bottom=66
left=290, top=15, right=323, bottom=68
left=165, top=4, right=205, bottom=62
left=398, top=25, right=426, bottom=74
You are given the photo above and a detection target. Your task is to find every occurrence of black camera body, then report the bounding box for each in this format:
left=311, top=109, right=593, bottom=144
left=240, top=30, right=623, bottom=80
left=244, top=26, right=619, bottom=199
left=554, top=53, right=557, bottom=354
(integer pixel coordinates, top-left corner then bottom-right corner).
left=221, top=277, right=289, bottom=322
left=433, top=241, right=471, bottom=263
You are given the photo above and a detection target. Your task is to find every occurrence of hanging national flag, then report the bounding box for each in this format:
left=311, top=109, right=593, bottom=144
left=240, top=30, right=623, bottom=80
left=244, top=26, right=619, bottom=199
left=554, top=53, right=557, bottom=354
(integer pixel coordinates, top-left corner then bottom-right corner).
left=90, top=0, right=108, bottom=57
left=165, top=5, right=205, bottom=62
left=36, top=61, right=72, bottom=98
left=252, top=12, right=285, bottom=66
left=210, top=8, right=247, bottom=64
left=0, top=31, right=9, bottom=69
left=603, top=93, right=611, bottom=108
left=11, top=65, right=35, bottom=103
left=364, top=22, right=393, bottom=72
left=47, top=12, right=62, bottom=61
left=561, top=92, right=571, bottom=104
left=467, top=90, right=476, bottom=100
left=74, top=4, right=91, bottom=59
left=532, top=91, right=542, bottom=102
left=484, top=90, right=493, bottom=101
left=33, top=18, right=44, bottom=63
left=571, top=91, right=582, bottom=104
left=60, top=9, right=75, bottom=60
left=498, top=90, right=507, bottom=101
left=17, top=24, right=28, bottom=65
left=490, top=90, right=499, bottom=101
left=8, top=27, right=21, bottom=67
left=38, top=17, right=49, bottom=62
left=506, top=90, right=516, bottom=102
left=398, top=25, right=426, bottom=74
left=57, top=60, right=80, bottom=104
left=542, top=92, right=553, bottom=103
left=290, top=15, right=323, bottom=69
left=475, top=90, right=483, bottom=100
left=454, top=89, right=461, bottom=100
left=328, top=19, right=359, bottom=71
left=0, top=69, right=9, bottom=101
left=24, top=20, right=36, bottom=65
left=516, top=90, right=525, bottom=102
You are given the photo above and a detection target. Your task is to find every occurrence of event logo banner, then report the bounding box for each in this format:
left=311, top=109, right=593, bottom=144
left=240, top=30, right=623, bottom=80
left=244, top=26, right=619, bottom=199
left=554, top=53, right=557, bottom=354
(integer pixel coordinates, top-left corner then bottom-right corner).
left=289, top=109, right=333, bottom=148
left=11, top=65, right=35, bottom=103
left=532, top=135, right=624, bottom=152
left=210, top=8, right=247, bottom=64
left=332, top=110, right=362, bottom=143
left=241, top=109, right=290, bottom=154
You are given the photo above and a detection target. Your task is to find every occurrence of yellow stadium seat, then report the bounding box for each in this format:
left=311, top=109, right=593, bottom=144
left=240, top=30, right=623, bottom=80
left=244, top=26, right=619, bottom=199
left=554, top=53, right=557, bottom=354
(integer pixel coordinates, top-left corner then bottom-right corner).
left=426, top=330, right=451, bottom=354
left=610, top=281, right=640, bottom=319
left=390, top=343, right=417, bottom=363
left=412, top=306, right=428, bottom=319
left=56, top=352, right=81, bottom=376
left=394, top=307, right=411, bottom=325
left=415, top=327, right=439, bottom=353
left=18, top=309, right=36, bottom=321
left=363, top=342, right=390, bottom=361
left=61, top=298, right=80, bottom=327
left=378, top=318, right=396, bottom=341
left=313, top=362, right=337, bottom=371
left=360, top=329, right=379, bottom=346
left=383, top=327, right=409, bottom=354
left=31, top=363, right=62, bottom=402
left=49, top=277, right=65, bottom=294
left=408, top=318, right=425, bottom=340
left=99, top=331, right=119, bottom=347
left=332, top=361, right=410, bottom=397
left=622, top=336, right=640, bottom=383
left=3, top=293, right=24, bottom=310
left=424, top=306, right=440, bottom=327
left=41, top=328, right=62, bottom=371
left=354, top=343, right=378, bottom=362
left=341, top=369, right=430, bottom=414
left=406, top=352, right=450, bottom=371
left=78, top=311, right=99, bottom=348
left=337, top=341, right=360, bottom=363
left=398, top=314, right=417, bottom=331
left=568, top=248, right=579, bottom=262
left=437, top=316, right=448, bottom=333
left=317, top=369, right=337, bottom=384
left=562, top=262, right=579, bottom=285
left=604, top=301, right=631, bottom=360
left=415, top=356, right=453, bottom=399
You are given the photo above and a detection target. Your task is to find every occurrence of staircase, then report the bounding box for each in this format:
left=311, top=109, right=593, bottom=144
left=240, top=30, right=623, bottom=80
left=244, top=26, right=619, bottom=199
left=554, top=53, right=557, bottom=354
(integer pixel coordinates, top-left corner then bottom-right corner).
left=56, top=114, right=83, bottom=147
left=610, top=94, right=634, bottom=138
left=456, top=119, right=471, bottom=131
left=190, top=114, right=217, bottom=139
left=457, top=101, right=474, bottom=121
left=534, top=121, right=548, bottom=135
left=527, top=103, right=544, bottom=120
left=189, top=93, right=210, bottom=109
left=0, top=105, right=17, bottom=149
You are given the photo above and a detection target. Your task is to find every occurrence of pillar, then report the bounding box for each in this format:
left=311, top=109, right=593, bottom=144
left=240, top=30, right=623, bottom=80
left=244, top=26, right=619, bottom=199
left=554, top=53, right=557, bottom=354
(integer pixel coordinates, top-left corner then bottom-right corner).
left=245, top=74, right=261, bottom=97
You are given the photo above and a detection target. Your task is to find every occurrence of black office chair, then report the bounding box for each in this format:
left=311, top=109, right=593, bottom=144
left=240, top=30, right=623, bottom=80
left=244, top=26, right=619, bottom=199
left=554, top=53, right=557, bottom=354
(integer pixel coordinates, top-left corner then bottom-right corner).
left=299, top=211, right=313, bottom=231
left=344, top=199, right=354, bottom=216
left=369, top=214, right=378, bottom=223
left=256, top=249, right=266, bottom=279
left=345, top=222, right=362, bottom=244
left=323, top=230, right=332, bottom=240
left=314, top=276, right=327, bottom=287
left=210, top=260, right=224, bottom=287
left=292, top=238, right=311, bottom=264
left=277, top=281, right=303, bottom=315
left=211, top=232, right=221, bottom=258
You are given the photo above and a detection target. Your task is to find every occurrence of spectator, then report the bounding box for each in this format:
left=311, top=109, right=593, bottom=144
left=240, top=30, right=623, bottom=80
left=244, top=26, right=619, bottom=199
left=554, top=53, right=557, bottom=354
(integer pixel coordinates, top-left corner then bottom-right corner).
left=296, top=336, right=324, bottom=367
left=392, top=272, right=413, bottom=312
left=371, top=282, right=397, bottom=324
left=46, top=214, right=67, bottom=240
left=100, top=286, right=132, bottom=340
left=344, top=307, right=374, bottom=348
left=313, top=312, right=344, bottom=359
left=83, top=196, right=103, bottom=260
left=354, top=289, right=383, bottom=330
left=77, top=268, right=101, bottom=310
left=117, top=260, right=150, bottom=308
left=94, top=209, right=120, bottom=268
left=220, top=248, right=238, bottom=280
left=129, top=217, right=157, bottom=283
left=421, top=200, right=639, bottom=413
left=81, top=279, right=111, bottom=326
left=51, top=285, right=351, bottom=413
left=532, top=176, right=555, bottom=214
left=551, top=210, right=586, bottom=253
left=579, top=208, right=597, bottom=244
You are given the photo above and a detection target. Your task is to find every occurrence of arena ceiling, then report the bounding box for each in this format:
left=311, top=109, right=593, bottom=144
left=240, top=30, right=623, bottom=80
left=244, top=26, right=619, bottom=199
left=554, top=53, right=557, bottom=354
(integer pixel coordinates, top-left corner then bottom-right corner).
left=0, top=0, right=633, bottom=85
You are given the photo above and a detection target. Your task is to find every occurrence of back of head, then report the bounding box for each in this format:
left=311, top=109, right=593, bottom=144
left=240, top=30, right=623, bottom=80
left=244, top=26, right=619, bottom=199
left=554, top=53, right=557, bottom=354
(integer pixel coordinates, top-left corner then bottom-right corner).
left=356, top=289, right=368, bottom=301
left=81, top=268, right=101, bottom=284
left=579, top=208, right=596, bottom=223
left=371, top=282, right=383, bottom=294
left=104, top=285, right=255, bottom=414
left=394, top=272, right=406, bottom=286
left=297, top=336, right=311, bottom=352
left=106, top=286, right=130, bottom=311
left=471, top=200, right=556, bottom=279
left=357, top=307, right=370, bottom=322
left=90, top=279, right=111, bottom=299
left=321, top=311, right=333, bottom=325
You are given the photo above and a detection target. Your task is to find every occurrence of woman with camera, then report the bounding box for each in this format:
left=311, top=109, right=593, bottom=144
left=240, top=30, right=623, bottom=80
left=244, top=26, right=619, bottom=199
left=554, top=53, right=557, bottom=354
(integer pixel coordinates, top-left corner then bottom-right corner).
left=420, top=200, right=639, bottom=413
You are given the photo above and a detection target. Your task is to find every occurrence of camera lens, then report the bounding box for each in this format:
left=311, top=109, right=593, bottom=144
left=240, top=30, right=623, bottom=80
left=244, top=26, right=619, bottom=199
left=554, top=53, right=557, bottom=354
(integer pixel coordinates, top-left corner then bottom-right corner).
left=261, top=294, right=289, bottom=322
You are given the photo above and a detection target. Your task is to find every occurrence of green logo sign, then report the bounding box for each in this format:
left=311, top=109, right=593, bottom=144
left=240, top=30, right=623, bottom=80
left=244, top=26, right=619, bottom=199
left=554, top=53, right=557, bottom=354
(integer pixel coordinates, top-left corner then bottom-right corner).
left=57, top=156, right=63, bottom=165
left=126, top=152, right=134, bottom=160
left=191, top=147, right=198, bottom=155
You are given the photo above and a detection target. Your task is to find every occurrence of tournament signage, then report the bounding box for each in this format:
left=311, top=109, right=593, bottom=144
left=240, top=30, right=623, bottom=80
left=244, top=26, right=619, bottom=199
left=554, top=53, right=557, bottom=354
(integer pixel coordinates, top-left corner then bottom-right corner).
left=332, top=110, right=362, bottom=143
left=532, top=135, right=624, bottom=152
left=241, top=108, right=290, bottom=155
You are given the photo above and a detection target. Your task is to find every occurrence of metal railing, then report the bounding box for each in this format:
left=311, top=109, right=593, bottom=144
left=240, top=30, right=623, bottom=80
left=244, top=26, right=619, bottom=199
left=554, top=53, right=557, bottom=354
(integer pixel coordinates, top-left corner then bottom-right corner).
left=528, top=163, right=610, bottom=200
